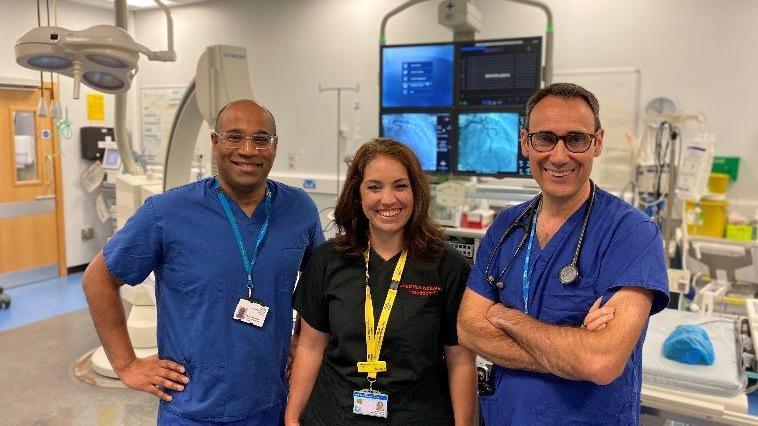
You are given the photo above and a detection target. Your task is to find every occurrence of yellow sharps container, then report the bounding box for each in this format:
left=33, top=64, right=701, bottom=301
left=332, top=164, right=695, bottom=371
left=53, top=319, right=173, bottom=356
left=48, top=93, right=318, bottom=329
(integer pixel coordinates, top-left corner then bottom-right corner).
left=686, top=199, right=728, bottom=237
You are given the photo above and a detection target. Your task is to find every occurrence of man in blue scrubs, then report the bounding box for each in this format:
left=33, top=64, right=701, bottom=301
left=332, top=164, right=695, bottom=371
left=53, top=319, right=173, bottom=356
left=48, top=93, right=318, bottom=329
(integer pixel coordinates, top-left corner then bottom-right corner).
left=458, top=83, right=669, bottom=425
left=82, top=100, right=324, bottom=424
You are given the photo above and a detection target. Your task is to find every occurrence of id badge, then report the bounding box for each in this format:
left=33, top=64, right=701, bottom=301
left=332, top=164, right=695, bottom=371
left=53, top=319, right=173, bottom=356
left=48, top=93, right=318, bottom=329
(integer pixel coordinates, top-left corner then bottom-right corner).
left=356, top=361, right=387, bottom=374
left=233, top=298, right=269, bottom=327
left=353, top=390, right=388, bottom=418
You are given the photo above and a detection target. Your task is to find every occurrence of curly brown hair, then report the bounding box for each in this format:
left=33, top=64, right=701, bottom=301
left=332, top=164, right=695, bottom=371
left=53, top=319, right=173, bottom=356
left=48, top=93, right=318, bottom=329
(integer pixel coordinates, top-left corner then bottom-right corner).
left=333, top=138, right=446, bottom=262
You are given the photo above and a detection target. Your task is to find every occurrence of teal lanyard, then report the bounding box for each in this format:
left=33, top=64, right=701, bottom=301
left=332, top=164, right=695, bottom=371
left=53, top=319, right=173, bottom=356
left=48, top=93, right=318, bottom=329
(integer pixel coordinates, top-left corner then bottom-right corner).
left=215, top=180, right=272, bottom=298
left=522, top=207, right=539, bottom=314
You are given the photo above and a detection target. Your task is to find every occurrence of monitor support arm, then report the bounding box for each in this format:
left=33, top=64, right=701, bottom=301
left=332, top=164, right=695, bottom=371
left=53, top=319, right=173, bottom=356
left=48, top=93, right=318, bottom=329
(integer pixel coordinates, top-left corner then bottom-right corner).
left=379, top=0, right=553, bottom=84
left=503, top=0, right=553, bottom=85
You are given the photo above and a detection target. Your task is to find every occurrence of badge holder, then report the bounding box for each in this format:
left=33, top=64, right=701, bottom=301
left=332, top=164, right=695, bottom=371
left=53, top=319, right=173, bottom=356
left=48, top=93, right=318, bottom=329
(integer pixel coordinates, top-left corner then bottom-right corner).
left=353, top=378, right=388, bottom=418
left=233, top=285, right=269, bottom=327
left=352, top=244, right=405, bottom=419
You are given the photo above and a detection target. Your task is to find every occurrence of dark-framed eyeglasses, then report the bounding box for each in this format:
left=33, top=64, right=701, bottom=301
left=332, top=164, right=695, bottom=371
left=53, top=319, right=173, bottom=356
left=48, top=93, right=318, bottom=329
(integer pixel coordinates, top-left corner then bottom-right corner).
left=213, top=131, right=277, bottom=150
left=527, top=131, right=598, bottom=153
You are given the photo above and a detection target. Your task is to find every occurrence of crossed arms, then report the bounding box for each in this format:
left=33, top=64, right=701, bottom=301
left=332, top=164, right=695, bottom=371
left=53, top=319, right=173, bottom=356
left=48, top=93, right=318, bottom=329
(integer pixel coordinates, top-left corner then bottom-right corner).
left=457, top=286, right=653, bottom=385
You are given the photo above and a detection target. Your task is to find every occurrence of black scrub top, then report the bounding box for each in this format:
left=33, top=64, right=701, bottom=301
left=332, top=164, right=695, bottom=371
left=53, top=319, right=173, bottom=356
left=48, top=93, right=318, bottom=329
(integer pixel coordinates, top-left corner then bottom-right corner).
left=293, top=241, right=471, bottom=425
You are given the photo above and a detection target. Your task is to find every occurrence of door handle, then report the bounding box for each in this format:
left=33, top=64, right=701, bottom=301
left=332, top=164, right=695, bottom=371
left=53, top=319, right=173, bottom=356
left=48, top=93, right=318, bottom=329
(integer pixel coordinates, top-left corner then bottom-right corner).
left=45, top=154, right=55, bottom=187
left=35, top=194, right=56, bottom=201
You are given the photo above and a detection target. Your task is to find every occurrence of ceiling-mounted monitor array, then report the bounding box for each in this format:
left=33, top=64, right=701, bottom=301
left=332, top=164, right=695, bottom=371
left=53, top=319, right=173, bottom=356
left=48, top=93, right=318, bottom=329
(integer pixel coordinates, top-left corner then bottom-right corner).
left=380, top=36, right=542, bottom=177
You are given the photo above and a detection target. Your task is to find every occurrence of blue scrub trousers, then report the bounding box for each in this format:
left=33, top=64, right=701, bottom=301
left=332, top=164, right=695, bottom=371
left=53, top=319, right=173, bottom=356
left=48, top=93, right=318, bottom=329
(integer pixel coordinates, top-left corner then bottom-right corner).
left=158, top=403, right=285, bottom=425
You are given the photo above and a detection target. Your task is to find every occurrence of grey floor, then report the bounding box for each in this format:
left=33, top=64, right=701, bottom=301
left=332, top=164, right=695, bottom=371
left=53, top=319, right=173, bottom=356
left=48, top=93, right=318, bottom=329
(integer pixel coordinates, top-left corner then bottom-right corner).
left=0, top=280, right=739, bottom=426
left=0, top=310, right=720, bottom=426
left=0, top=309, right=158, bottom=425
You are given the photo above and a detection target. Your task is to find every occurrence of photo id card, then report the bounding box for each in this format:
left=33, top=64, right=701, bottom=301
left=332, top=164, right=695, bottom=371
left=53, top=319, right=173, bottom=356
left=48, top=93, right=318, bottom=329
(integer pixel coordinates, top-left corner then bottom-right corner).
left=233, top=298, right=269, bottom=327
left=353, top=390, right=388, bottom=418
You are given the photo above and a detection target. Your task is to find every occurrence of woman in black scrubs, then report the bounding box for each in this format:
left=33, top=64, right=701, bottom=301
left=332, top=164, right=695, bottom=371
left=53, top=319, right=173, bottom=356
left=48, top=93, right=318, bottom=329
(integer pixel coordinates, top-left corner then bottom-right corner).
left=285, top=138, right=477, bottom=425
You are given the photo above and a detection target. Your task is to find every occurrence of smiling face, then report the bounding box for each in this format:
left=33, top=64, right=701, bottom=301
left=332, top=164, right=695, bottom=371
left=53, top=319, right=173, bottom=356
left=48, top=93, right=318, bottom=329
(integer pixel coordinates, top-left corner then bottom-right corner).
left=360, top=155, right=414, bottom=243
left=521, top=95, right=604, bottom=205
left=211, top=100, right=277, bottom=196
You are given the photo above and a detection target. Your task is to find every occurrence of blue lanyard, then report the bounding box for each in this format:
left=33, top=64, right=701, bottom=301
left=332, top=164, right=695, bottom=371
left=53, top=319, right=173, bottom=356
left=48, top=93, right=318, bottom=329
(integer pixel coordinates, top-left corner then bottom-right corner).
left=215, top=180, right=272, bottom=298
left=522, top=207, right=539, bottom=314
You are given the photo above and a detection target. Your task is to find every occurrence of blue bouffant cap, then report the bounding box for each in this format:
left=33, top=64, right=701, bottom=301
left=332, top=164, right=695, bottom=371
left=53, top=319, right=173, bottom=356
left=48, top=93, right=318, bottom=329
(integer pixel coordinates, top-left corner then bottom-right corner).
left=663, top=325, right=715, bottom=366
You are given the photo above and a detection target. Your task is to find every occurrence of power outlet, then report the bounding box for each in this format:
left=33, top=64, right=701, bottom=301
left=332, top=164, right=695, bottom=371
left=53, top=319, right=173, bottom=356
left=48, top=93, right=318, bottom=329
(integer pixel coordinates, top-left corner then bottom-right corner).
left=288, top=152, right=296, bottom=170
left=667, top=268, right=691, bottom=294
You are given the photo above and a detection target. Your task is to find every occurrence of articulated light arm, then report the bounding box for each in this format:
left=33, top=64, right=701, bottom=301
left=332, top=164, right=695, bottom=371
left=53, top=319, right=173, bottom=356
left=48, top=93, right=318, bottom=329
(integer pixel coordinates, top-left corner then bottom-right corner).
left=137, top=0, right=176, bottom=62
left=113, top=0, right=178, bottom=175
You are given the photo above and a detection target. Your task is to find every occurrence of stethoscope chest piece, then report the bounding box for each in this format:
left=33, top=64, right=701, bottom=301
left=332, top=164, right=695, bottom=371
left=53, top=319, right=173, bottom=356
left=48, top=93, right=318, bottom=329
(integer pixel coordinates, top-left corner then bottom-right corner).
left=483, top=180, right=596, bottom=291
left=559, top=264, right=579, bottom=285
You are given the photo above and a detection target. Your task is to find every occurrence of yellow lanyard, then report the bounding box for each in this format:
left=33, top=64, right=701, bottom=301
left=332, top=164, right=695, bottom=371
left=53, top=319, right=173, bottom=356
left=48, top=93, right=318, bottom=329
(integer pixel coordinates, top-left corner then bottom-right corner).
left=357, top=244, right=408, bottom=382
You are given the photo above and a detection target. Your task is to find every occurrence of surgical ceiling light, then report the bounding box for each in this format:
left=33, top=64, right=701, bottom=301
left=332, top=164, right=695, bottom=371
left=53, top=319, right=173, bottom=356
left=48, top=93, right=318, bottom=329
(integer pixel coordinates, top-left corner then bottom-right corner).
left=14, top=0, right=176, bottom=99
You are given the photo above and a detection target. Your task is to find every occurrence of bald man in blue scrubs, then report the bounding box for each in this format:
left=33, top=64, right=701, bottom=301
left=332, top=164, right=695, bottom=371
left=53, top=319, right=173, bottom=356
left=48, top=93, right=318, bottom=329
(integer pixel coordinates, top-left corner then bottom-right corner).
left=458, top=83, right=669, bottom=425
left=83, top=100, right=324, bottom=424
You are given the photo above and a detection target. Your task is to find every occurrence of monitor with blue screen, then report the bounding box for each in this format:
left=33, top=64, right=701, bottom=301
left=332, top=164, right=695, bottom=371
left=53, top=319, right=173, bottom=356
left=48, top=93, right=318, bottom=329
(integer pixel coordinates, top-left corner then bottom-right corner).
left=379, top=36, right=541, bottom=177
left=455, top=111, right=530, bottom=176
left=381, top=44, right=454, bottom=108
left=381, top=112, right=452, bottom=173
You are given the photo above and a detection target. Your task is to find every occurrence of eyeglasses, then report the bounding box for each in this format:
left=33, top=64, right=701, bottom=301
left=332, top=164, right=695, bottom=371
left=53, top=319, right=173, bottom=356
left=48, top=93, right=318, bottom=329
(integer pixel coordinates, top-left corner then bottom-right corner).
left=213, top=131, right=277, bottom=150
left=527, top=131, right=598, bottom=153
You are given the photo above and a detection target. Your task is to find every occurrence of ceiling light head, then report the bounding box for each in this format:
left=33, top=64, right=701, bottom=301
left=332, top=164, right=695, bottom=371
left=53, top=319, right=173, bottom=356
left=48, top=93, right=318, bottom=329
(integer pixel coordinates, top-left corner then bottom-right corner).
left=85, top=54, right=130, bottom=69
left=15, top=3, right=176, bottom=97
left=83, top=46, right=138, bottom=71
left=28, top=55, right=73, bottom=70
left=83, top=71, right=126, bottom=90
left=15, top=25, right=140, bottom=95
left=15, top=26, right=75, bottom=72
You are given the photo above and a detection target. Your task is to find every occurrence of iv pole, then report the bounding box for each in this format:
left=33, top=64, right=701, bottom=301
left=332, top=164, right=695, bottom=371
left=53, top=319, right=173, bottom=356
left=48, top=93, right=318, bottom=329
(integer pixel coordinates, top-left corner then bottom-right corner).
left=319, top=83, right=360, bottom=196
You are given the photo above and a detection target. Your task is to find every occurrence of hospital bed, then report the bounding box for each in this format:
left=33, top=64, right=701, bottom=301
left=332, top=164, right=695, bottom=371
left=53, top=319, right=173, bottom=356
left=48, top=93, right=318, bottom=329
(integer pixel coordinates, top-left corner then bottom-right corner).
left=641, top=308, right=758, bottom=425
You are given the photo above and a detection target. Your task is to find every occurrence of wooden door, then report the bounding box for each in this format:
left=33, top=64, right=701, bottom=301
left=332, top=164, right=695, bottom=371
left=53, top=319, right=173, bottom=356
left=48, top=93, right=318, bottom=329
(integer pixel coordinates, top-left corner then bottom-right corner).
left=0, top=86, right=66, bottom=288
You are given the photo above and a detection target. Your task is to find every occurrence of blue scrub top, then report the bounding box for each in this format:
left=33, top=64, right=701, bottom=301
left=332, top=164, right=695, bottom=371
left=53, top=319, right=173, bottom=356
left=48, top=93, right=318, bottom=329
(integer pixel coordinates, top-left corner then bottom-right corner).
left=104, top=177, right=324, bottom=423
left=468, top=188, right=669, bottom=425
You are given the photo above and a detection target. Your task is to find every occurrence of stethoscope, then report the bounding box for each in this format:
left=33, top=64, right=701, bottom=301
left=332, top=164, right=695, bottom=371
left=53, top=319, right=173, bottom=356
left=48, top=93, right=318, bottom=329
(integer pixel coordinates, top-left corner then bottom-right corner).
left=484, top=180, right=596, bottom=289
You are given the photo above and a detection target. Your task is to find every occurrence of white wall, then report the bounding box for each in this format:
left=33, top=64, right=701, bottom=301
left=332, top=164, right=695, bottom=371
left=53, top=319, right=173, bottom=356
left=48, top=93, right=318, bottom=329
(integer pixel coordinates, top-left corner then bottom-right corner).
left=133, top=0, right=437, bottom=188
left=131, top=0, right=758, bottom=199
left=3, top=0, right=756, bottom=267
left=0, top=0, right=125, bottom=267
